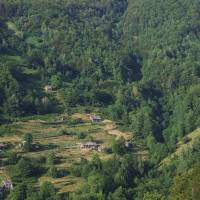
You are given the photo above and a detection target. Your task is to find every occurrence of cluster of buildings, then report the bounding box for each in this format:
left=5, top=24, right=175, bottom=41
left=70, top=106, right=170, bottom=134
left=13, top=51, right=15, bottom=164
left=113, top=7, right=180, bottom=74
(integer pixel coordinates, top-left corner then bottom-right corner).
left=78, top=114, right=103, bottom=151
left=79, top=142, right=104, bottom=152
left=79, top=140, right=132, bottom=152
left=78, top=114, right=133, bottom=152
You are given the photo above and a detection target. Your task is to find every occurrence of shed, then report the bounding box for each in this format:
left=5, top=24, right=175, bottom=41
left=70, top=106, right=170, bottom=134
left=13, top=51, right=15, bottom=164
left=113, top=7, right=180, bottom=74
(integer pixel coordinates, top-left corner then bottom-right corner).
left=80, top=142, right=100, bottom=150
left=89, top=115, right=102, bottom=123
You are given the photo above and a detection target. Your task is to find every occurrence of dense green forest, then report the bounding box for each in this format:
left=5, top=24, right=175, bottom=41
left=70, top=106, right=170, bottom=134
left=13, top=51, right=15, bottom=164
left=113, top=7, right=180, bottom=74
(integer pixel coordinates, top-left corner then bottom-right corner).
left=0, top=0, right=200, bottom=199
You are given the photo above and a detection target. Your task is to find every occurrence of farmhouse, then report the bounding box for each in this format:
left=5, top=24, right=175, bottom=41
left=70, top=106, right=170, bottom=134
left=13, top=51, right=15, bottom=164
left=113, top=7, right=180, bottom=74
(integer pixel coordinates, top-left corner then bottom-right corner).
left=80, top=142, right=103, bottom=151
left=80, top=142, right=100, bottom=149
left=89, top=115, right=102, bottom=123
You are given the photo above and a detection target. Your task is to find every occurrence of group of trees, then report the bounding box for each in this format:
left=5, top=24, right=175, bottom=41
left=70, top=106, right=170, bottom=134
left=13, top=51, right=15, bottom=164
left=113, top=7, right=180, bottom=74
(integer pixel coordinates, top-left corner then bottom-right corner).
left=8, top=181, right=61, bottom=200
left=3, top=137, right=200, bottom=199
left=4, top=153, right=66, bottom=200
left=0, top=0, right=131, bottom=119
left=70, top=154, right=144, bottom=200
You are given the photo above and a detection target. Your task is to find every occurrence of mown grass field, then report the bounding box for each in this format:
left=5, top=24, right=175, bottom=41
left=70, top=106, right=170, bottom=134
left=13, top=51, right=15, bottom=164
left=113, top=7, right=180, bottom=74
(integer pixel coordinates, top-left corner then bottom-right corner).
left=0, top=113, right=132, bottom=193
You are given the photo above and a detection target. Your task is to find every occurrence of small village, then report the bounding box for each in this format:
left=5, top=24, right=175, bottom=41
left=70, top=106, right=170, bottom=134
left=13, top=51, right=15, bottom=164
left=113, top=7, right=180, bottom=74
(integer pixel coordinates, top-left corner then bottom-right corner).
left=0, top=112, right=134, bottom=194
left=0, top=0, right=199, bottom=198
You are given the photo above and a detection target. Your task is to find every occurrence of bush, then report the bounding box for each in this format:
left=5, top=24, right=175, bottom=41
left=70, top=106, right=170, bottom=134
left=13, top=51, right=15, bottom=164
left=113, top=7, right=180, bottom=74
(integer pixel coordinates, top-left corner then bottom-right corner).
left=46, top=152, right=56, bottom=165
left=111, top=137, right=126, bottom=155
left=59, top=129, right=68, bottom=135
left=23, top=133, right=33, bottom=152
left=87, top=135, right=95, bottom=141
left=7, top=157, right=44, bottom=180
left=77, top=132, right=86, bottom=139
left=67, top=118, right=83, bottom=126
left=6, top=151, right=18, bottom=165
left=48, top=166, right=59, bottom=178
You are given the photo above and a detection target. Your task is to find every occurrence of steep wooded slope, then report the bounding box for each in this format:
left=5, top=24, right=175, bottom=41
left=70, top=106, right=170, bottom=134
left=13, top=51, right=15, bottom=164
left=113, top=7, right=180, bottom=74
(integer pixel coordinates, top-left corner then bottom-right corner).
left=0, top=0, right=200, bottom=157
left=1, top=0, right=200, bottom=199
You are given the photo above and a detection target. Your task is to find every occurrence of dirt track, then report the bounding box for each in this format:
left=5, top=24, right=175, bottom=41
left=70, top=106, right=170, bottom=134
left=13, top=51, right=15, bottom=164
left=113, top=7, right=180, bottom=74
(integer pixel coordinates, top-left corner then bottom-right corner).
left=102, top=121, right=132, bottom=140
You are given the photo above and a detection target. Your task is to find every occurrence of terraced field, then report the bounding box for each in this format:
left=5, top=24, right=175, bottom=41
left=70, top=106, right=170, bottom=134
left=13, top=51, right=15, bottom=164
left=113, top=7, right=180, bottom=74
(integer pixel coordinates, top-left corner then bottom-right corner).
left=0, top=113, right=132, bottom=193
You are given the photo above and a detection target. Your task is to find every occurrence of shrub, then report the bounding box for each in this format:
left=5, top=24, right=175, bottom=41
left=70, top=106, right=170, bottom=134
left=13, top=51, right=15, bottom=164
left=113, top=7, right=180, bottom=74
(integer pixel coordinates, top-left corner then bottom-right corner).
left=46, top=152, right=56, bottom=165
left=111, top=137, right=126, bottom=155
left=77, top=132, right=86, bottom=139
left=67, top=118, right=83, bottom=126
left=182, top=136, right=191, bottom=144
left=59, top=129, right=68, bottom=135
left=48, top=166, right=59, bottom=178
left=7, top=151, right=18, bottom=165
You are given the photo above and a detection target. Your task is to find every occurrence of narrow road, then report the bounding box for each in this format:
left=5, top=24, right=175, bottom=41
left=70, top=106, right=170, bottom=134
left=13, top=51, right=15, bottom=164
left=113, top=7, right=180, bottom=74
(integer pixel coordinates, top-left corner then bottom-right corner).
left=102, top=120, right=132, bottom=140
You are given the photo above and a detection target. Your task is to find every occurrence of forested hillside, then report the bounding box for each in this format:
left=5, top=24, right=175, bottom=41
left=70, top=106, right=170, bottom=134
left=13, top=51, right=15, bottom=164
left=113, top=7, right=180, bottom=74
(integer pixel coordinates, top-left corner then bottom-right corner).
left=0, top=0, right=200, bottom=199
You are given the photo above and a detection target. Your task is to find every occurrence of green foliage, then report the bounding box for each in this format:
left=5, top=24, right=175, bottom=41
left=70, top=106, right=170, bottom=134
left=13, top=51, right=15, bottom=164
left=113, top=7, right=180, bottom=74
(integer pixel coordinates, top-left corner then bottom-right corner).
left=23, top=133, right=33, bottom=152
left=48, top=166, right=59, bottom=178
left=39, top=182, right=61, bottom=200
left=1, top=0, right=200, bottom=198
left=108, top=104, right=127, bottom=122
left=170, top=160, right=200, bottom=200
left=46, top=152, right=56, bottom=166
left=8, top=183, right=29, bottom=200
left=108, top=187, right=127, bottom=200
left=7, top=157, right=45, bottom=181
left=50, top=74, right=62, bottom=88
left=6, top=151, right=18, bottom=165
left=111, top=137, right=126, bottom=155
left=8, top=181, right=61, bottom=200
left=76, top=132, right=86, bottom=139
left=71, top=155, right=139, bottom=198
left=143, top=192, right=166, bottom=200
left=1, top=0, right=199, bottom=152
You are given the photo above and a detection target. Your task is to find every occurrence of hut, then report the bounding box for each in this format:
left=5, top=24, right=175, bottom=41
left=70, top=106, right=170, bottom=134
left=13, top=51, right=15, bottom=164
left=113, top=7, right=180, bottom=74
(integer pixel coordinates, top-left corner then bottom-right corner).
left=80, top=142, right=100, bottom=150
left=89, top=115, right=102, bottom=123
